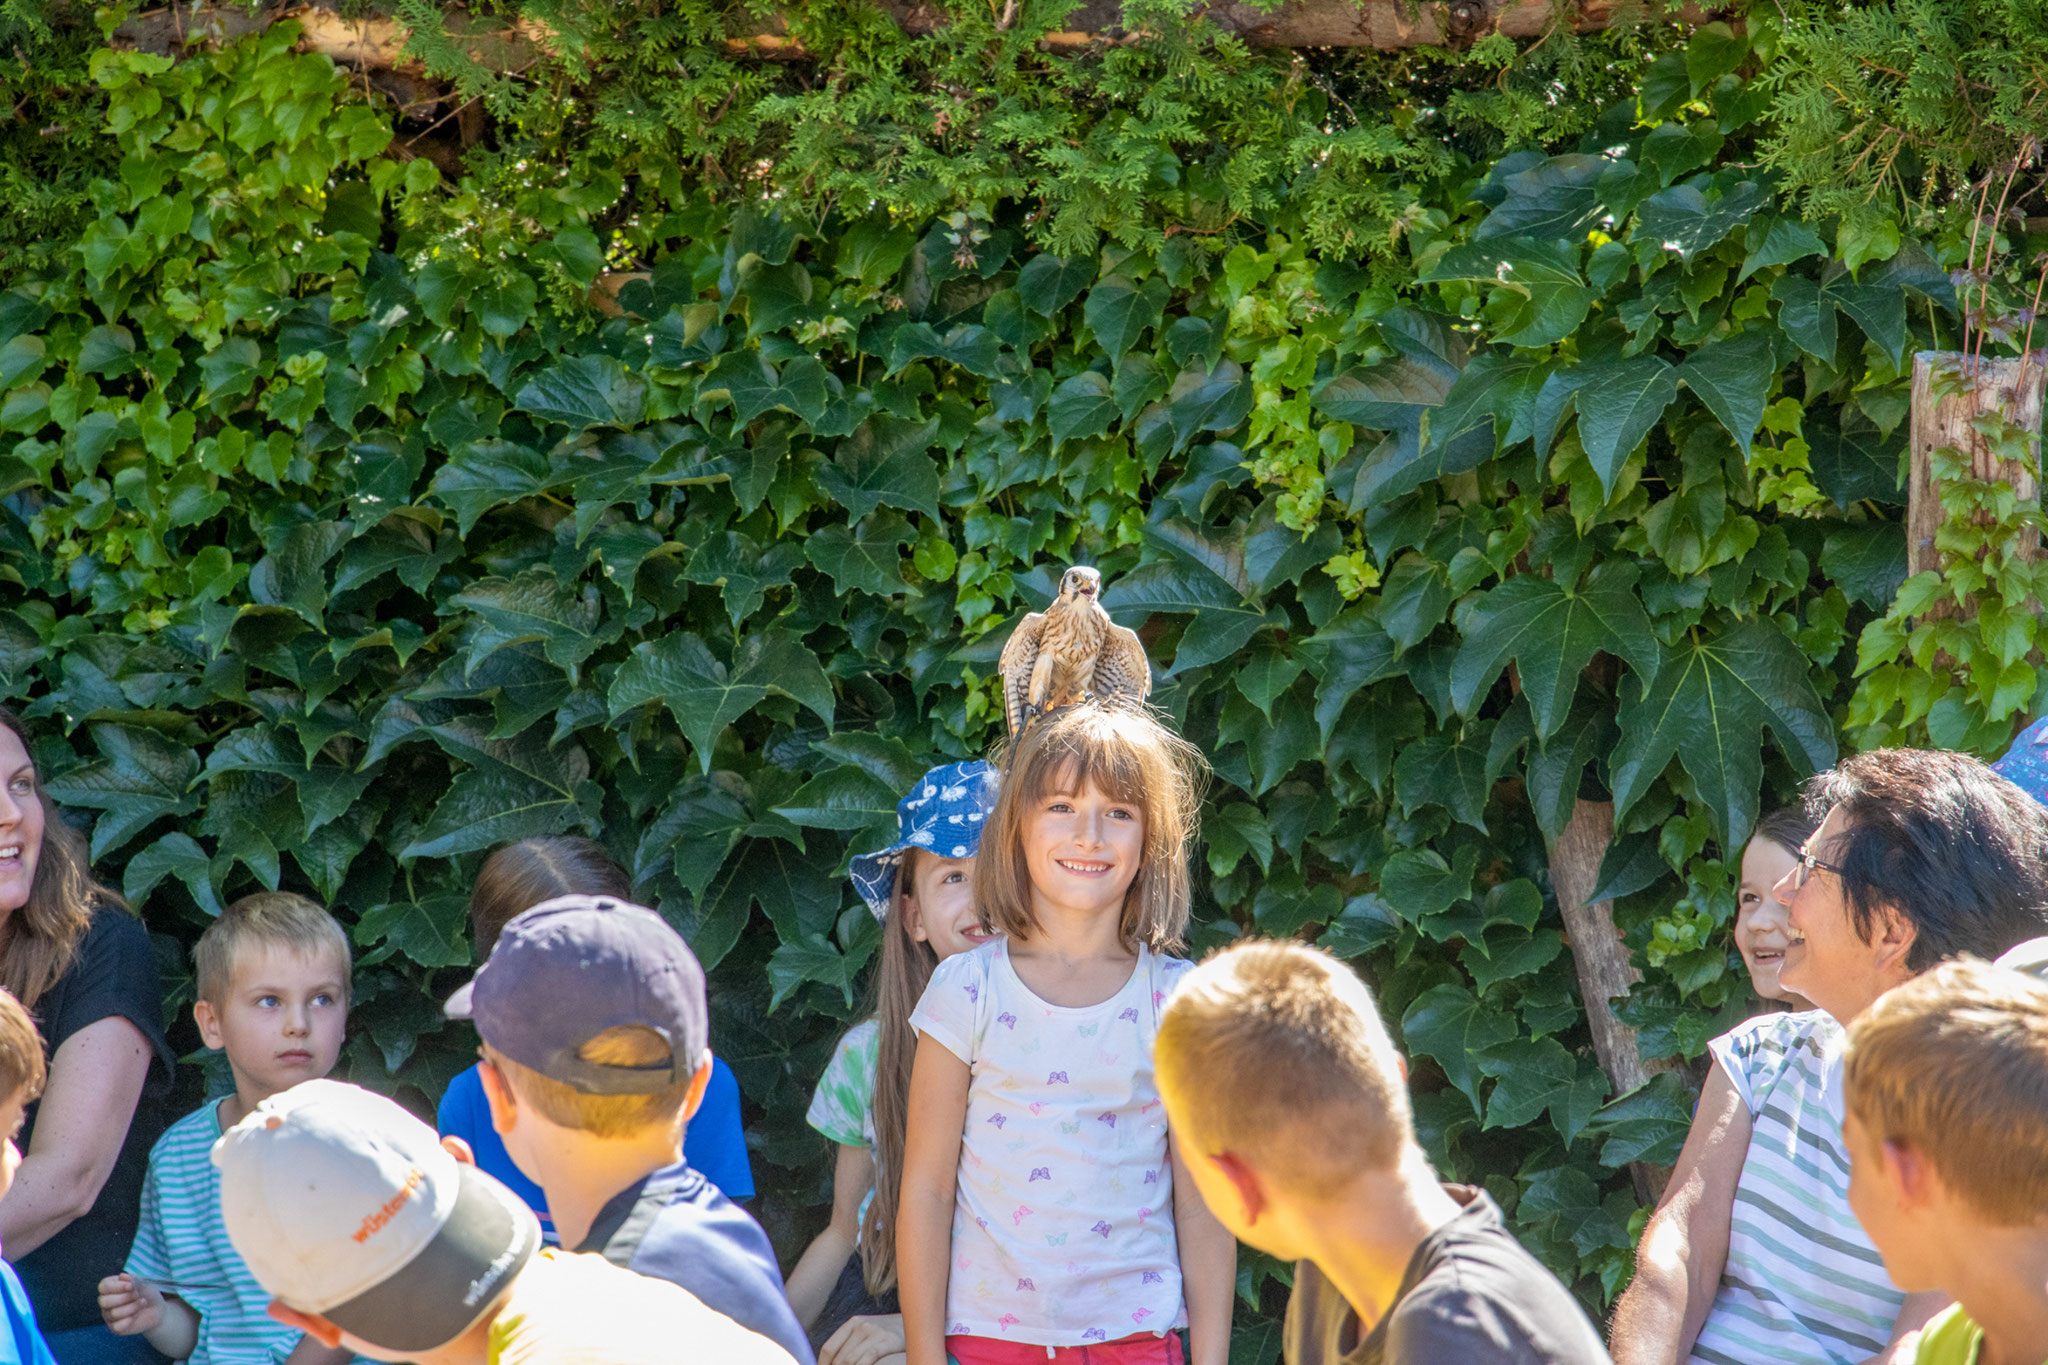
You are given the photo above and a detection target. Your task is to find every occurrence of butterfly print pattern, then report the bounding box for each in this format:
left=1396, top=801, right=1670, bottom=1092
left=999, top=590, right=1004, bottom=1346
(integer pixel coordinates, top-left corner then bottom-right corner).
left=906, top=939, right=1197, bottom=1344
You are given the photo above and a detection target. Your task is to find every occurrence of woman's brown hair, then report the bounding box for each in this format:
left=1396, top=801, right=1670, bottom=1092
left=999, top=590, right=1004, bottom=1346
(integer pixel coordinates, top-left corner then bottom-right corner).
left=860, top=845, right=938, bottom=1297
left=469, top=835, right=632, bottom=959
left=0, top=706, right=125, bottom=1011
left=974, top=701, right=1208, bottom=953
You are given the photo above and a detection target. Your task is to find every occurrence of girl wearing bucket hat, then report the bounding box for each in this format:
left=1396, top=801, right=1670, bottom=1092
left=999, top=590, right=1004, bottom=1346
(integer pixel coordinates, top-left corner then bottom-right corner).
left=784, top=761, right=1002, bottom=1365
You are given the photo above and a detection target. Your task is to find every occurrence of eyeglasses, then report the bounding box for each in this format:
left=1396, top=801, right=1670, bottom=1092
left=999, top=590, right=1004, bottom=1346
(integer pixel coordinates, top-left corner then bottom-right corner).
left=1789, top=847, right=1846, bottom=891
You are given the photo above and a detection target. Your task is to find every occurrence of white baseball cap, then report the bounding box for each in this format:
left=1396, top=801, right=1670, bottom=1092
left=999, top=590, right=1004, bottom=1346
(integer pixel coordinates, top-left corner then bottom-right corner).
left=212, top=1079, right=539, bottom=1354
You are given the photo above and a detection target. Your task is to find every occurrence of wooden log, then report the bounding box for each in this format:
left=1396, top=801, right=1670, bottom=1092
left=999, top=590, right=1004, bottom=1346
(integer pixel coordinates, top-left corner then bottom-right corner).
left=1906, top=352, right=2047, bottom=619
left=114, top=0, right=1706, bottom=66
left=1550, top=796, right=1670, bottom=1202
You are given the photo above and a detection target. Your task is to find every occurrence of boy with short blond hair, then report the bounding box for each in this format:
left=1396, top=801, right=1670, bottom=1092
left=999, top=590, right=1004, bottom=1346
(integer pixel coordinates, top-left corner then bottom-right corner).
left=1843, top=957, right=2048, bottom=1365
left=0, top=988, right=59, bottom=1365
left=444, top=894, right=813, bottom=1364
left=1156, top=939, right=1610, bottom=1365
left=97, top=892, right=355, bottom=1365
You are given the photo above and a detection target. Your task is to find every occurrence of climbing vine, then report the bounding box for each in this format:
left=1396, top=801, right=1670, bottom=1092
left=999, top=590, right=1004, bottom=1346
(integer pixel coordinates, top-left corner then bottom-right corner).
left=1, top=2, right=2035, bottom=1347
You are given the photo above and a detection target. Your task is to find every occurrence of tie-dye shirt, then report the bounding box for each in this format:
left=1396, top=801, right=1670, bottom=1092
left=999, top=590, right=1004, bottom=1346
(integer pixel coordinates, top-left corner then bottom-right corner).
left=909, top=938, right=1193, bottom=1348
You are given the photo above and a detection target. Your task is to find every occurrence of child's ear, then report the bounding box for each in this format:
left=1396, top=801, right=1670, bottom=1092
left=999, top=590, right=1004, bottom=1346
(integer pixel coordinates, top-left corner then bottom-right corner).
left=1883, top=1137, right=1937, bottom=1210
left=193, top=998, right=223, bottom=1052
left=682, top=1052, right=714, bottom=1124
left=903, top=895, right=930, bottom=944
left=477, top=1058, right=519, bottom=1137
left=1210, top=1150, right=1268, bottom=1227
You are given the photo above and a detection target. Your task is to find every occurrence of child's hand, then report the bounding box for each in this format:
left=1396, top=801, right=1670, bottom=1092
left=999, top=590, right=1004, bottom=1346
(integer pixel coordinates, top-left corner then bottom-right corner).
left=820, top=1313, right=908, bottom=1365
left=96, top=1274, right=164, bottom=1336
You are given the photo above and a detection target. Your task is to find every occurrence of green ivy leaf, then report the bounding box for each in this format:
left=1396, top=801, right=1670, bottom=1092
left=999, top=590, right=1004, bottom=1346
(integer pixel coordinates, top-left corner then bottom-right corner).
left=401, top=756, right=592, bottom=862
left=1205, top=801, right=1274, bottom=877
left=514, top=353, right=649, bottom=430
left=1677, top=329, right=1776, bottom=456
left=355, top=893, right=471, bottom=968
left=1083, top=274, right=1169, bottom=361
left=774, top=764, right=901, bottom=839
left=1574, top=352, right=1680, bottom=495
left=1103, top=558, right=1280, bottom=672
left=806, top=514, right=915, bottom=597
left=429, top=440, right=554, bottom=537
left=1476, top=1036, right=1610, bottom=1143
left=609, top=630, right=833, bottom=772
left=247, top=521, right=351, bottom=629
left=1016, top=254, right=1095, bottom=315
left=1633, top=180, right=1768, bottom=263
left=1379, top=845, right=1479, bottom=921
left=1393, top=722, right=1497, bottom=831
left=42, top=724, right=201, bottom=859
left=1585, top=1072, right=1696, bottom=1167
left=817, top=415, right=942, bottom=522
left=1517, top=1165, right=1631, bottom=1258
left=701, top=352, right=830, bottom=425
left=1047, top=372, right=1117, bottom=446
left=453, top=568, right=612, bottom=680
left=1610, top=619, right=1838, bottom=848
left=685, top=532, right=805, bottom=626
left=1420, top=239, right=1594, bottom=347
left=1297, top=609, right=1405, bottom=740
left=1450, top=562, right=1660, bottom=739
left=766, top=931, right=869, bottom=1011
left=1403, top=982, right=1516, bottom=1110
left=1473, top=154, right=1609, bottom=242
left=124, top=831, right=224, bottom=917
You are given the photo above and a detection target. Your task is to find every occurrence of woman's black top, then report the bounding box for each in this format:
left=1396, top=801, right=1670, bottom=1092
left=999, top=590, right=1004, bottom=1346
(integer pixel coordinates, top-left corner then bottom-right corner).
left=15, top=906, right=174, bottom=1333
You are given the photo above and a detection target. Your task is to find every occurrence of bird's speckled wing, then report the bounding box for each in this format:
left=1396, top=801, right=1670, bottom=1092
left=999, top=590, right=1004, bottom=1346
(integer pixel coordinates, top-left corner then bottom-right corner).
left=1093, top=620, right=1153, bottom=708
left=998, top=611, right=1048, bottom=737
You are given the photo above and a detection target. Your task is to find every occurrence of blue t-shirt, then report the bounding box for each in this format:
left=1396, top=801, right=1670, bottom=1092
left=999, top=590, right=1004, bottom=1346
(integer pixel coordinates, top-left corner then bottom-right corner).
left=437, top=1055, right=755, bottom=1244
left=577, top=1161, right=814, bottom=1365
left=0, top=1261, right=56, bottom=1365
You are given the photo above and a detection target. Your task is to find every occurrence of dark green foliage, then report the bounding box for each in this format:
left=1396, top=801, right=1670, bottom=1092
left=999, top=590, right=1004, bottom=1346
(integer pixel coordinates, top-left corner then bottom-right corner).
left=0, top=7, right=1994, bottom=1328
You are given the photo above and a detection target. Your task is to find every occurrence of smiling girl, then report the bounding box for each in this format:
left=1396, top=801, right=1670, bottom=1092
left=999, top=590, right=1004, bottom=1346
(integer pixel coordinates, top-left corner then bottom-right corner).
left=1734, top=809, right=1817, bottom=1012
left=896, top=703, right=1234, bottom=1365
left=785, top=761, right=1004, bottom=1365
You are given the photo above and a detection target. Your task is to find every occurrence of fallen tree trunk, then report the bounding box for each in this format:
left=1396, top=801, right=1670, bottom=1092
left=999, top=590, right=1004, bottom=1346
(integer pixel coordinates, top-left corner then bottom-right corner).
left=116, top=0, right=1707, bottom=64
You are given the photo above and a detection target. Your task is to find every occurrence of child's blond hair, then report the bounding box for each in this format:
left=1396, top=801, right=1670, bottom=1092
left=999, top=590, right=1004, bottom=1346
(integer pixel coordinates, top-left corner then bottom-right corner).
left=0, top=987, right=45, bottom=1105
left=192, top=891, right=352, bottom=1006
left=1844, top=957, right=2048, bottom=1225
left=976, top=702, right=1207, bottom=951
left=1157, top=939, right=1411, bottom=1198
left=484, top=1028, right=695, bottom=1141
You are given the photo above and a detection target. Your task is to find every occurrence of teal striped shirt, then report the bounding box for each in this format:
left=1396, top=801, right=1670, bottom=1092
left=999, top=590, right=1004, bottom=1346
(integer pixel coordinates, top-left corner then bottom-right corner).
left=1690, top=1011, right=1906, bottom=1365
left=125, top=1099, right=306, bottom=1365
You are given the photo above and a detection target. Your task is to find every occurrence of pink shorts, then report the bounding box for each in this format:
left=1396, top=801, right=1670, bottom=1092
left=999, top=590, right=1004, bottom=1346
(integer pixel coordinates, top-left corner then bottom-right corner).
left=945, top=1332, right=1184, bottom=1365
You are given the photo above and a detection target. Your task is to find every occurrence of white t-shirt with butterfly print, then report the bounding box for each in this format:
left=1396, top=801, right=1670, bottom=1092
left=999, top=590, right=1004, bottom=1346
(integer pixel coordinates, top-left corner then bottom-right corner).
left=908, top=937, right=1194, bottom=1348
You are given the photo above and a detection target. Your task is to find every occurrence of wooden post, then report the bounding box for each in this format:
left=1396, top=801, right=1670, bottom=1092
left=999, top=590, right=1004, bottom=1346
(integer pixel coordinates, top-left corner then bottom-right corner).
left=1550, top=796, right=1670, bottom=1202
left=1907, top=352, right=2047, bottom=612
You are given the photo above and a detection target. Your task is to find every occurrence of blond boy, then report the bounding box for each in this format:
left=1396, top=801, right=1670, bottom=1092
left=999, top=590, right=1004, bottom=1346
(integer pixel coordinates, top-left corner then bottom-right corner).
left=1156, top=939, right=1610, bottom=1365
left=443, top=894, right=814, bottom=1364
left=97, top=892, right=355, bottom=1365
left=1843, top=958, right=2048, bottom=1365
left=0, top=988, right=59, bottom=1365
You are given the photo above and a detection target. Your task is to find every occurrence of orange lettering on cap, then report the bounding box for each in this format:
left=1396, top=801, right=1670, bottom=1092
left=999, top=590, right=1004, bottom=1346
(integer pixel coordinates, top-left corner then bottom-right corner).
left=352, top=1167, right=426, bottom=1244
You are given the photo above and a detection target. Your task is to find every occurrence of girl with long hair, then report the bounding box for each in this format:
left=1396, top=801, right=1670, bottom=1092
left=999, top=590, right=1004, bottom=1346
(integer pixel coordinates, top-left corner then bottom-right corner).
left=896, top=702, right=1235, bottom=1365
left=785, top=761, right=1002, bottom=1365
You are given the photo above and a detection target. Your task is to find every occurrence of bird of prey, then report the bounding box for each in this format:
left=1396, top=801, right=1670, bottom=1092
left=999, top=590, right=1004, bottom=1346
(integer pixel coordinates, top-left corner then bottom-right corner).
left=997, top=566, right=1152, bottom=738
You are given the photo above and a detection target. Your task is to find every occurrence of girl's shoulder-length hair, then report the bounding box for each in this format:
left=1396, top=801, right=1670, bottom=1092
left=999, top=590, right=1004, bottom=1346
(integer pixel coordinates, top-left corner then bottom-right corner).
left=0, top=705, right=126, bottom=1010
left=975, top=701, right=1208, bottom=952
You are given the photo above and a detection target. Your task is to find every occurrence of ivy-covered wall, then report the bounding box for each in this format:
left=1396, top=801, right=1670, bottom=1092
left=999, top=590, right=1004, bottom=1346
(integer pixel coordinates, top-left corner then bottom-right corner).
left=1, top=1, right=2035, bottom=1349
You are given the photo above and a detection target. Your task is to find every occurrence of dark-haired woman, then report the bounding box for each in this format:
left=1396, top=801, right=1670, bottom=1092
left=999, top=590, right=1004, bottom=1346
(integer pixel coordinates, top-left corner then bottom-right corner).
left=0, top=709, right=174, bottom=1365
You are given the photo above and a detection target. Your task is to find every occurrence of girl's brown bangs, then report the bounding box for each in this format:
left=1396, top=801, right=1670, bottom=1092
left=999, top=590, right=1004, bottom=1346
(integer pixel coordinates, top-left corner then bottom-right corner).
left=1018, top=725, right=1150, bottom=810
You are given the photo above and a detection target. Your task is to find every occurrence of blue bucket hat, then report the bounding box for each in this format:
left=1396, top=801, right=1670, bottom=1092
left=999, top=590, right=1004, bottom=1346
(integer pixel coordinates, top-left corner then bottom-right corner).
left=1996, top=714, right=2048, bottom=808
left=849, top=761, right=1002, bottom=921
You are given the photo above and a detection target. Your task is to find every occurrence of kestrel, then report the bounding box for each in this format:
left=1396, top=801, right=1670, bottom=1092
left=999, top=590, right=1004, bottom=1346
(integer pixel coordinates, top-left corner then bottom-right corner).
left=997, top=566, right=1152, bottom=738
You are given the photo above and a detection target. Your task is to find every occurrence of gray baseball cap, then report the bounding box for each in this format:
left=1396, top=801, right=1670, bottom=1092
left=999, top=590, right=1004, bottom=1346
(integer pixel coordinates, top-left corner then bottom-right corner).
left=444, top=895, right=708, bottom=1095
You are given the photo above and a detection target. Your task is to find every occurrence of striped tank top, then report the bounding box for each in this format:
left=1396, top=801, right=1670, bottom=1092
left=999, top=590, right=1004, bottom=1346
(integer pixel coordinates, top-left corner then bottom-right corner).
left=1689, top=1010, right=1906, bottom=1365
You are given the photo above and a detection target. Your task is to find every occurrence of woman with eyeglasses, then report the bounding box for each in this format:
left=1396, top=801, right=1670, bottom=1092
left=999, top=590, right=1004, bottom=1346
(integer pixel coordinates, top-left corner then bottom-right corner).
left=1611, top=749, right=2048, bottom=1365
